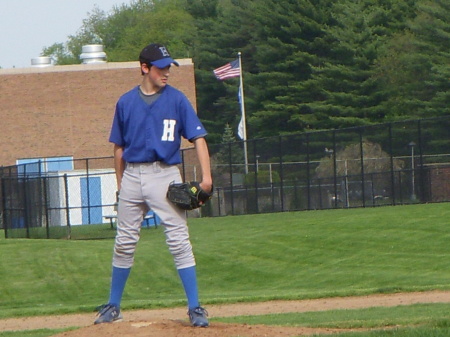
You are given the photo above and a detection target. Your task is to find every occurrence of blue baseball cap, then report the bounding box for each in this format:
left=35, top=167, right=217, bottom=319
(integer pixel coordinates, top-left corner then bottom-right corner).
left=139, top=43, right=179, bottom=68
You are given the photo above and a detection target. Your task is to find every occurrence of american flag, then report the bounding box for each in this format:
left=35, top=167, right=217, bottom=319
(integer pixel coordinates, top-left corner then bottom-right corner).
left=213, top=59, right=240, bottom=80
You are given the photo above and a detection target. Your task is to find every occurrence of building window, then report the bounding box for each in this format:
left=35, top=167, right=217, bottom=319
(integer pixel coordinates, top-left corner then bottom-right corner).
left=16, top=156, right=74, bottom=176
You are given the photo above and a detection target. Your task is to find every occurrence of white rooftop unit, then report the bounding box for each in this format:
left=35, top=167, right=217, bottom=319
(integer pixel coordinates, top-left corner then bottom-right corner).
left=80, top=44, right=107, bottom=64
left=31, top=56, right=53, bottom=67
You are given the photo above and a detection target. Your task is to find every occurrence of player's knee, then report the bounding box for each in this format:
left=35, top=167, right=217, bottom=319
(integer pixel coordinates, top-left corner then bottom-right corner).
left=113, top=244, right=136, bottom=268
left=114, top=240, right=137, bottom=258
left=167, top=239, right=193, bottom=258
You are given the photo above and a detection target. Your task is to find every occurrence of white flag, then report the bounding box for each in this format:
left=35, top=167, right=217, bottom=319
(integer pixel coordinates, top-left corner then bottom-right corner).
left=237, top=117, right=244, bottom=140
left=237, top=84, right=245, bottom=140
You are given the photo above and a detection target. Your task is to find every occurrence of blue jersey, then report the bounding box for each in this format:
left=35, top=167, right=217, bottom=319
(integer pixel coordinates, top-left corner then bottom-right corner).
left=109, top=85, right=207, bottom=164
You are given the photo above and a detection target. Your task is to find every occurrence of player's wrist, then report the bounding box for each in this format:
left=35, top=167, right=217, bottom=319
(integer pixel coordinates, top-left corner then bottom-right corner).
left=199, top=181, right=213, bottom=193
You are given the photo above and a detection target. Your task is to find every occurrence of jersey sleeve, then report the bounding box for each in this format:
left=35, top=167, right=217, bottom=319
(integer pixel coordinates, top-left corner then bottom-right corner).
left=178, top=94, right=207, bottom=141
left=109, top=101, right=125, bottom=146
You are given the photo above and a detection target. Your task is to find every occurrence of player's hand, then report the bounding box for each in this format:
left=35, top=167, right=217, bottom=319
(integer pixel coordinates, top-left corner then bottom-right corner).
left=199, top=181, right=213, bottom=194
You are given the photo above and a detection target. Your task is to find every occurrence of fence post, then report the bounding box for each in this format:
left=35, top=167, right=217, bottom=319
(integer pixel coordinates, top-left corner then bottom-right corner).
left=216, top=187, right=222, bottom=216
left=85, top=159, right=91, bottom=224
left=252, top=140, right=259, bottom=214
left=293, top=179, right=299, bottom=210
left=181, top=149, right=186, bottom=182
left=244, top=185, right=248, bottom=213
left=388, top=123, right=396, bottom=205
left=332, top=131, right=338, bottom=208
left=1, top=177, right=7, bottom=238
left=359, top=127, right=366, bottom=208
left=22, top=176, right=30, bottom=238
left=278, top=135, right=285, bottom=211
left=43, top=177, right=50, bottom=239
left=318, top=177, right=323, bottom=209
left=370, top=174, right=375, bottom=206
left=228, top=143, right=234, bottom=216
left=417, top=119, right=425, bottom=202
left=271, top=180, right=275, bottom=212
left=37, top=165, right=44, bottom=230
left=64, top=174, right=71, bottom=239
left=306, top=133, right=311, bottom=210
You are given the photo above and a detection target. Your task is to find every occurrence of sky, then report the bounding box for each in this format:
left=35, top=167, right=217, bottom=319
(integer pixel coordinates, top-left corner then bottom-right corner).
left=0, top=0, right=132, bottom=69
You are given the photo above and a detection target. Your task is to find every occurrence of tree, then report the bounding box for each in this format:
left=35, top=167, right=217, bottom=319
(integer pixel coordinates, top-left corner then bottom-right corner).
left=374, top=0, right=450, bottom=119
left=41, top=43, right=78, bottom=65
left=248, top=0, right=334, bottom=136
left=315, top=140, right=404, bottom=198
left=104, top=0, right=196, bottom=61
left=221, top=123, right=236, bottom=143
left=408, top=0, right=450, bottom=116
left=42, top=5, right=109, bottom=64
left=42, top=1, right=195, bottom=65
left=213, top=123, right=242, bottom=166
left=210, top=123, right=247, bottom=186
left=315, top=141, right=404, bottom=178
left=292, top=0, right=418, bottom=131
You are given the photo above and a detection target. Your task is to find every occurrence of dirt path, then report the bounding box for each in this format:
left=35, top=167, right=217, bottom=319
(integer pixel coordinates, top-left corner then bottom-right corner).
left=1, top=291, right=449, bottom=337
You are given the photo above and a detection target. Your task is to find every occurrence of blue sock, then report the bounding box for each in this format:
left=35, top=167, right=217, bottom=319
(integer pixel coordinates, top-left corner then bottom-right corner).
left=108, top=266, right=131, bottom=308
left=178, top=266, right=199, bottom=309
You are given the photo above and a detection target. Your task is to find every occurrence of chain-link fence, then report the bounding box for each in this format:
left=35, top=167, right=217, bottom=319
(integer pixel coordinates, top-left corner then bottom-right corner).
left=203, top=116, right=450, bottom=216
left=0, top=157, right=117, bottom=239
left=1, top=116, right=449, bottom=239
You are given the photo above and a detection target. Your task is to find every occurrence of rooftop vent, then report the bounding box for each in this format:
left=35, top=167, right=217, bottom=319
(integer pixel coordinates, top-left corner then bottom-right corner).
left=31, top=56, right=53, bottom=67
left=80, top=44, right=107, bottom=64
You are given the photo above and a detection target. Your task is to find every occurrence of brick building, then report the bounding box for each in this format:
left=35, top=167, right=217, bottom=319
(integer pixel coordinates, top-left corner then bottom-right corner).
left=0, top=59, right=197, bottom=167
left=425, top=164, right=450, bottom=202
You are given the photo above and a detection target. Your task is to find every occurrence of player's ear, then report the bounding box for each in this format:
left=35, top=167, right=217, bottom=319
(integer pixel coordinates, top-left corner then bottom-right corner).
left=140, top=62, right=150, bottom=75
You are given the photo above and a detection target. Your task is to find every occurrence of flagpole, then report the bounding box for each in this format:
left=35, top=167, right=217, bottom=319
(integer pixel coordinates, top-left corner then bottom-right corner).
left=238, top=52, right=249, bottom=174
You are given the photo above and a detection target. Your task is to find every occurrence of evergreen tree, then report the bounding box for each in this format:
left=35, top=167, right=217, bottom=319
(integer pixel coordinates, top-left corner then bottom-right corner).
left=221, top=123, right=236, bottom=143
left=411, top=0, right=450, bottom=116
left=375, top=0, right=450, bottom=118
left=293, top=0, right=418, bottom=131
left=248, top=0, right=334, bottom=137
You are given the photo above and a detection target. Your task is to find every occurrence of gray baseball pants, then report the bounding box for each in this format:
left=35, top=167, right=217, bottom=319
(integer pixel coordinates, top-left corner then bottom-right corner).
left=112, top=162, right=196, bottom=270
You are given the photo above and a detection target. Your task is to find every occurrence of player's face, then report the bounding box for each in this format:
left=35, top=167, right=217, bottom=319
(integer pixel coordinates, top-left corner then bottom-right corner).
left=148, top=65, right=171, bottom=88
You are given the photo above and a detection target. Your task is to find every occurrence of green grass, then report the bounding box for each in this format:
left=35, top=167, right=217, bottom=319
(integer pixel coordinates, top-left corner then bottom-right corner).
left=5, top=223, right=116, bottom=240
left=0, top=329, right=69, bottom=337
left=2, top=303, right=450, bottom=337
left=217, top=302, right=450, bottom=329
left=0, top=203, right=449, bottom=336
left=314, top=328, right=450, bottom=337
left=216, top=302, right=450, bottom=336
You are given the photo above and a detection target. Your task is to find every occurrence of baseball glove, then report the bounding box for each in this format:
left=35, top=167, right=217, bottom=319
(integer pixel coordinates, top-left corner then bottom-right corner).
left=167, top=181, right=213, bottom=210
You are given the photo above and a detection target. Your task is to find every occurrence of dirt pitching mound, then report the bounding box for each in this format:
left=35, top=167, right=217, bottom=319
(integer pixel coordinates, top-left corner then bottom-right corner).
left=51, top=319, right=359, bottom=337
left=1, top=291, right=449, bottom=336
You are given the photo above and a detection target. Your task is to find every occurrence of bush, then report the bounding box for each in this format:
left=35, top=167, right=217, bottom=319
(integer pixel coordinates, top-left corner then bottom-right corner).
left=244, top=170, right=281, bottom=185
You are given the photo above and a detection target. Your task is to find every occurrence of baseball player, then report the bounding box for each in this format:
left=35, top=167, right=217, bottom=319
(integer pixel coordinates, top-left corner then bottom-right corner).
left=94, top=43, right=212, bottom=327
